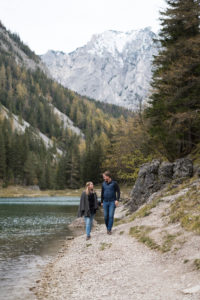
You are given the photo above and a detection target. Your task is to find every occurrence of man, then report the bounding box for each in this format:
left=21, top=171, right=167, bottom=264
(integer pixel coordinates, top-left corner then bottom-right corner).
left=101, top=171, right=120, bottom=234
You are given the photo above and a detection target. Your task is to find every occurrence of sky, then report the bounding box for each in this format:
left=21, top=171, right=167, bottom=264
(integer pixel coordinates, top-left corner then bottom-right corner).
left=0, top=0, right=167, bottom=55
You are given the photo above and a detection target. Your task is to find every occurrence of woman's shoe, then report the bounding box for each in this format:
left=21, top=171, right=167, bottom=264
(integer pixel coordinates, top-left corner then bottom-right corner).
left=86, top=235, right=91, bottom=240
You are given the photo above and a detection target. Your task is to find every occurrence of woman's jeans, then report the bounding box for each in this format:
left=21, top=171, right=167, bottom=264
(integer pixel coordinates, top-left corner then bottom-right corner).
left=84, top=214, right=94, bottom=237
left=103, top=201, right=116, bottom=231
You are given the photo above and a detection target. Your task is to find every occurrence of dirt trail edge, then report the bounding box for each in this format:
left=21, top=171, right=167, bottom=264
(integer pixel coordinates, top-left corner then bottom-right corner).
left=34, top=219, right=200, bottom=300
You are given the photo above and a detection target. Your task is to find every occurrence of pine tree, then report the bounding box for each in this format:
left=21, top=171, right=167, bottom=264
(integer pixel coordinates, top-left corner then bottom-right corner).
left=24, top=152, right=37, bottom=185
left=67, top=151, right=80, bottom=188
left=146, top=0, right=200, bottom=160
left=39, top=165, right=47, bottom=190
left=12, top=134, right=25, bottom=183
left=0, top=127, right=6, bottom=181
left=56, top=154, right=68, bottom=189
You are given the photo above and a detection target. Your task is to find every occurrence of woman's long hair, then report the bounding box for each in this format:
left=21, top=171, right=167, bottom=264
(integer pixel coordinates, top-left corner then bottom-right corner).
left=85, top=181, right=94, bottom=195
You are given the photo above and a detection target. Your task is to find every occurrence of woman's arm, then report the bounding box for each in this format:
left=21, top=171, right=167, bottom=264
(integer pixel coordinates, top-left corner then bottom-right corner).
left=77, top=191, right=85, bottom=217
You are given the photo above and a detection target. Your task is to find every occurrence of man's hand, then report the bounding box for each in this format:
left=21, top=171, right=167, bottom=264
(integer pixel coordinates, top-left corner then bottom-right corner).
left=115, top=200, right=119, bottom=207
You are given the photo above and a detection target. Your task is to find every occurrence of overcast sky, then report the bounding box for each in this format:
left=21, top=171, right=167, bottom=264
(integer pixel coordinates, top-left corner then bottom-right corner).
left=0, top=0, right=167, bottom=55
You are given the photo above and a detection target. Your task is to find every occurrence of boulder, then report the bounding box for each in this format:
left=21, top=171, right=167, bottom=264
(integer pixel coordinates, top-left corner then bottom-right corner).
left=129, top=158, right=193, bottom=212
left=158, top=161, right=173, bottom=183
left=173, top=158, right=193, bottom=179
left=129, top=160, right=162, bottom=211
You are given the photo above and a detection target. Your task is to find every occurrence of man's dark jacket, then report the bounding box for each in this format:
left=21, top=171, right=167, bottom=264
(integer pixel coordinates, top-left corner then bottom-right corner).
left=101, top=180, right=120, bottom=203
left=77, top=191, right=98, bottom=217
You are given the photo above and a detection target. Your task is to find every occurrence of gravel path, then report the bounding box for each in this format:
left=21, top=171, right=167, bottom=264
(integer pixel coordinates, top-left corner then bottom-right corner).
left=35, top=222, right=200, bottom=300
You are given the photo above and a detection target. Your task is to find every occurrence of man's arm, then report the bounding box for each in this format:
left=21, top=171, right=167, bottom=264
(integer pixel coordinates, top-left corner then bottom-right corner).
left=115, top=182, right=120, bottom=201
left=101, top=184, right=104, bottom=204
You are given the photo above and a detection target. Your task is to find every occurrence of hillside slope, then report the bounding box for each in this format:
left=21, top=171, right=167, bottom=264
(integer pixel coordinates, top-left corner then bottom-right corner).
left=0, top=21, right=133, bottom=188
left=0, top=105, right=63, bottom=154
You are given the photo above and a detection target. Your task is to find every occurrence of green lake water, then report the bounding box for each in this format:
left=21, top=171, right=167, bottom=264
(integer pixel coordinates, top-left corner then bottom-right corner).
left=0, top=196, right=81, bottom=300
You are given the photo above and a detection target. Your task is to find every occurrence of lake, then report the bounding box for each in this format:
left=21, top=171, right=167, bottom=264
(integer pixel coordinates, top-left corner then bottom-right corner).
left=0, top=196, right=81, bottom=300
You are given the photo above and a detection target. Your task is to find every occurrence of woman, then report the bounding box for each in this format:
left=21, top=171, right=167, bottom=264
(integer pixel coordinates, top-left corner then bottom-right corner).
left=78, top=182, right=99, bottom=240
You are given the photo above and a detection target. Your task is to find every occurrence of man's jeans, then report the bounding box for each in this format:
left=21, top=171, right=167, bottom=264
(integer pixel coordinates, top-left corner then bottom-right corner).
left=103, top=201, right=116, bottom=231
left=84, top=214, right=94, bottom=237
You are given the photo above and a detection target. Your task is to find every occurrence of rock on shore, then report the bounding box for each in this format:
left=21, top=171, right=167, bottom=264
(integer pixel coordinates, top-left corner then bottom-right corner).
left=129, top=158, right=193, bottom=211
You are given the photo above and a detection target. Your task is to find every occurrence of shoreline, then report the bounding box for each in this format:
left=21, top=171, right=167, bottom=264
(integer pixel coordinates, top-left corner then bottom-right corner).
left=33, top=204, right=200, bottom=300
left=0, top=185, right=132, bottom=199
left=0, top=185, right=86, bottom=198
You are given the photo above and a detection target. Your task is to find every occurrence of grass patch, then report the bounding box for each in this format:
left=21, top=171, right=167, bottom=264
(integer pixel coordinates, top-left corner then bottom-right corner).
left=194, top=259, right=200, bottom=270
left=114, top=219, right=127, bottom=226
left=169, top=188, right=200, bottom=234
left=160, top=233, right=177, bottom=253
left=165, top=177, right=197, bottom=197
left=114, top=218, right=121, bottom=223
left=99, top=242, right=112, bottom=251
left=129, top=226, right=179, bottom=252
left=119, top=231, right=124, bottom=235
left=114, top=197, right=162, bottom=227
left=133, top=197, right=162, bottom=219
left=183, top=259, right=189, bottom=264
left=129, top=226, right=160, bottom=250
left=86, top=243, right=92, bottom=247
left=0, top=185, right=85, bottom=197
left=165, top=182, right=181, bottom=196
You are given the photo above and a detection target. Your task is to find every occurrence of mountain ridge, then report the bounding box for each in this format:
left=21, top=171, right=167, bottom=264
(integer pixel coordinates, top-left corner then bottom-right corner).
left=0, top=21, right=133, bottom=189
left=41, top=27, right=158, bottom=109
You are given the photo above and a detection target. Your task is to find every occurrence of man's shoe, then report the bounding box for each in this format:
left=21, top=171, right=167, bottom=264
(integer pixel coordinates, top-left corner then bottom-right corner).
left=107, top=230, right=112, bottom=235
left=86, top=235, right=91, bottom=240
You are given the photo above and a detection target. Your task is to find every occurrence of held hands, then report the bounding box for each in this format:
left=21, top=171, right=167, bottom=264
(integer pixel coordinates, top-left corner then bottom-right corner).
left=115, top=200, right=119, bottom=207
left=101, top=201, right=119, bottom=207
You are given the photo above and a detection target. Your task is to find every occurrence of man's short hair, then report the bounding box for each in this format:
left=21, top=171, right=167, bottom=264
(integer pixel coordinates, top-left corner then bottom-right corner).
left=103, top=170, right=111, bottom=178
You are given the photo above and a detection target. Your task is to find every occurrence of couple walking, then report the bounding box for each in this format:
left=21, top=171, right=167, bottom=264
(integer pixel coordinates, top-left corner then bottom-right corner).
left=78, top=171, right=120, bottom=240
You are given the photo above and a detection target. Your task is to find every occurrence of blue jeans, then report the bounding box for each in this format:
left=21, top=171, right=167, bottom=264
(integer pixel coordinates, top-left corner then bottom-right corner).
left=103, top=201, right=116, bottom=231
left=84, top=214, right=94, bottom=237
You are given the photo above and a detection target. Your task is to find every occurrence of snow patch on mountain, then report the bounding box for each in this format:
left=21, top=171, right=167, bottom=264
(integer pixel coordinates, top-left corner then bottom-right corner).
left=0, top=26, right=47, bottom=73
left=41, top=28, right=158, bottom=110
left=0, top=105, right=64, bottom=154
left=50, top=104, right=84, bottom=138
left=0, top=103, right=84, bottom=154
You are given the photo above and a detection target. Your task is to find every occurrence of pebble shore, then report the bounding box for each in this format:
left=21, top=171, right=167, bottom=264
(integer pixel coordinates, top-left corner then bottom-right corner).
left=34, top=217, right=200, bottom=300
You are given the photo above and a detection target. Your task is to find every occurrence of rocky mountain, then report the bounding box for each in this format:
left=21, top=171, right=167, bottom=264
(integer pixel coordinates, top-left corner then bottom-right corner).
left=0, top=22, right=84, bottom=141
left=0, top=21, right=133, bottom=189
left=41, top=27, right=158, bottom=110
left=0, top=23, right=46, bottom=73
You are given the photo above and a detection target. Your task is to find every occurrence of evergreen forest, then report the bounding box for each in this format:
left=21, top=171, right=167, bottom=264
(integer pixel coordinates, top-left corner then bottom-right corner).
left=0, top=0, right=200, bottom=189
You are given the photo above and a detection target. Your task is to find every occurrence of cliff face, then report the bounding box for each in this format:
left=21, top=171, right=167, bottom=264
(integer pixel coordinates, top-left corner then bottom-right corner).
left=129, top=158, right=193, bottom=212
left=41, top=28, right=158, bottom=110
left=0, top=23, right=47, bottom=73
